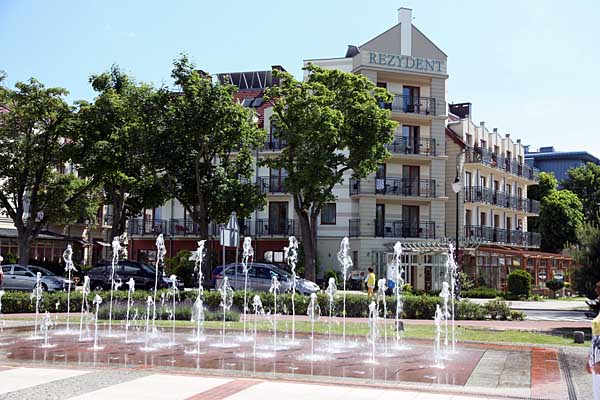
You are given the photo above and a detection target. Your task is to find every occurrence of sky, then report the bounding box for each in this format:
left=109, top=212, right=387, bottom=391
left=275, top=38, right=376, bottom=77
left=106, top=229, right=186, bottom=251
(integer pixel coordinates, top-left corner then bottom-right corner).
left=1, top=0, right=599, bottom=155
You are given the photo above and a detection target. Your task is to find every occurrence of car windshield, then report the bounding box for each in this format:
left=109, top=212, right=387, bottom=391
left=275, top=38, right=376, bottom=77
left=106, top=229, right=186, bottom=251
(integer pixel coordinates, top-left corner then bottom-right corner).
left=140, top=263, right=158, bottom=275
left=29, top=266, right=55, bottom=276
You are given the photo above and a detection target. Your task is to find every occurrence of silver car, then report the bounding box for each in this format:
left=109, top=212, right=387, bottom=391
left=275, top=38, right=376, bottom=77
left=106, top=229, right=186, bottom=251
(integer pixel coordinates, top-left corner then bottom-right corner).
left=1, top=264, right=67, bottom=292
left=216, top=263, right=319, bottom=295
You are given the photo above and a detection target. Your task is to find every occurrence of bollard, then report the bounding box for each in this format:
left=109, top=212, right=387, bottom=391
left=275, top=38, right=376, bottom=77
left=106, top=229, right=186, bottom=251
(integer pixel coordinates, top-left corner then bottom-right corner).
left=573, top=331, right=585, bottom=344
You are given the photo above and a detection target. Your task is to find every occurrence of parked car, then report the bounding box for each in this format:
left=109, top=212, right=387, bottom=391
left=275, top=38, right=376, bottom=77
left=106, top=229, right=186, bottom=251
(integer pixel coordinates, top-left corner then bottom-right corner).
left=88, top=260, right=184, bottom=291
left=215, top=262, right=319, bottom=295
left=27, top=265, right=75, bottom=291
left=210, top=266, right=223, bottom=289
left=0, top=264, right=67, bottom=292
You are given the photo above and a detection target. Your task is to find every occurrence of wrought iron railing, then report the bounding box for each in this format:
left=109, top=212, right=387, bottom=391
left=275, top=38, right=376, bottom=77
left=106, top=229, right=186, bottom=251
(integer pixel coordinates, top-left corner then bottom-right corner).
left=257, top=176, right=287, bottom=194
left=379, top=95, right=438, bottom=116
left=254, top=218, right=296, bottom=237
left=464, top=225, right=541, bottom=247
left=374, top=220, right=436, bottom=238
left=385, top=137, right=438, bottom=156
left=465, top=147, right=540, bottom=182
left=350, top=177, right=436, bottom=198
left=464, top=186, right=539, bottom=213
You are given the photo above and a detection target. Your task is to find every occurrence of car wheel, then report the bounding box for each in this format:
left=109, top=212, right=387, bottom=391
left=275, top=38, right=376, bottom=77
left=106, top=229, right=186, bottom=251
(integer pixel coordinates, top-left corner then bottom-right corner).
left=92, top=282, right=105, bottom=291
left=41, top=283, right=48, bottom=291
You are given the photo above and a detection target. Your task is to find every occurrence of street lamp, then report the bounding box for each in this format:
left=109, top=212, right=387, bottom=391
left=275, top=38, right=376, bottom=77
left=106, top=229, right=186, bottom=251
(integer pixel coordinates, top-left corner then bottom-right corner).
left=451, top=149, right=467, bottom=260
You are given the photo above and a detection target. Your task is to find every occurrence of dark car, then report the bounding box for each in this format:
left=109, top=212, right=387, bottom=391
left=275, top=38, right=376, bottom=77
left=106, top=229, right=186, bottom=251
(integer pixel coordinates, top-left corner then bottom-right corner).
left=88, top=260, right=184, bottom=291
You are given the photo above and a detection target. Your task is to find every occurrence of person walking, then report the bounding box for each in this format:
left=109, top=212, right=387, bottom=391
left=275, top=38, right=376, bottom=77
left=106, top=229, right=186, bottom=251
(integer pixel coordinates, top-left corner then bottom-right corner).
left=587, top=281, right=600, bottom=400
left=365, top=267, right=376, bottom=297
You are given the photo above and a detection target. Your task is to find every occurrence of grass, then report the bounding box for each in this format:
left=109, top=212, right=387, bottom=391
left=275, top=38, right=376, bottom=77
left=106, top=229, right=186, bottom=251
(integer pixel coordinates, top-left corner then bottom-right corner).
left=16, top=315, right=586, bottom=348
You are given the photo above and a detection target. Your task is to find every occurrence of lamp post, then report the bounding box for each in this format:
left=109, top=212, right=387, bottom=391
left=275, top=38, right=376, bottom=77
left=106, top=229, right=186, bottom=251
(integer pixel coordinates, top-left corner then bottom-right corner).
left=451, top=149, right=467, bottom=261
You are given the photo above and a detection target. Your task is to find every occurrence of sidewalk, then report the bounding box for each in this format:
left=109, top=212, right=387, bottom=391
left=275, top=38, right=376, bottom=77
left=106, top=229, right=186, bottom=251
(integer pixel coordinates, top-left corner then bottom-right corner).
left=465, top=298, right=587, bottom=311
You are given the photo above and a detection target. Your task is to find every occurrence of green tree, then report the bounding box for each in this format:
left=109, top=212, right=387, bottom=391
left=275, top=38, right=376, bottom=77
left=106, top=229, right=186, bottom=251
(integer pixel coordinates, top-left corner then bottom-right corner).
left=0, top=77, right=99, bottom=265
left=74, top=66, right=168, bottom=240
left=527, top=172, right=558, bottom=233
left=263, top=64, right=397, bottom=281
left=563, top=162, right=600, bottom=224
left=507, top=269, right=532, bottom=297
left=572, top=223, right=600, bottom=299
left=144, top=55, right=265, bottom=241
left=539, top=190, right=584, bottom=253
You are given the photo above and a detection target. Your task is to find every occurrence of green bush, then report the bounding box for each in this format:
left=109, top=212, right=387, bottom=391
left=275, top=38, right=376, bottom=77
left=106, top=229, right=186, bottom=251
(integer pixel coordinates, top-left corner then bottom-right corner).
left=483, top=298, right=511, bottom=320
left=455, top=300, right=486, bottom=320
left=507, top=270, right=532, bottom=297
left=545, top=279, right=564, bottom=295
left=322, top=268, right=341, bottom=288
left=461, top=287, right=503, bottom=299
left=96, top=304, right=240, bottom=322
left=510, top=310, right=525, bottom=321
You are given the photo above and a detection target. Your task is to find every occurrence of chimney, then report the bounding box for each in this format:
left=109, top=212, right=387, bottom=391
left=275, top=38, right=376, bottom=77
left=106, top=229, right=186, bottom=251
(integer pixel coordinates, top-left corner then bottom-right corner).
left=398, top=8, right=412, bottom=56
left=517, top=139, right=521, bottom=144
left=493, top=128, right=498, bottom=134
left=505, top=134, right=510, bottom=139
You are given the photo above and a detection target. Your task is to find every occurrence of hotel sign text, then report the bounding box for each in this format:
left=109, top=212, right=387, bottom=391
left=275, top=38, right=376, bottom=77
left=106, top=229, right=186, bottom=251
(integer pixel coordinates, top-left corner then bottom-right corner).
left=366, top=52, right=446, bottom=75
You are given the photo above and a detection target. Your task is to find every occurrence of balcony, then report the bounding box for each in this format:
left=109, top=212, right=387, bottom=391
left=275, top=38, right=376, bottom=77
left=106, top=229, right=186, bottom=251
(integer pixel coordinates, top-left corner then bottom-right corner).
left=385, top=137, right=438, bottom=156
left=257, top=176, right=287, bottom=194
left=380, top=95, right=438, bottom=116
left=128, top=218, right=251, bottom=237
left=464, top=186, right=540, bottom=213
left=128, top=218, right=168, bottom=236
left=375, top=220, right=436, bottom=238
left=465, top=225, right=541, bottom=247
left=465, top=147, right=540, bottom=181
left=254, top=219, right=296, bottom=237
left=350, top=177, right=437, bottom=198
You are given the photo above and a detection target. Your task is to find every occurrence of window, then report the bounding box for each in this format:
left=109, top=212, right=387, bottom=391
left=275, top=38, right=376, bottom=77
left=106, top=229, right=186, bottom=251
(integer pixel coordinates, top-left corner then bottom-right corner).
left=402, top=125, right=420, bottom=154
left=376, top=82, right=387, bottom=88
left=321, top=203, right=336, bottom=225
left=465, top=134, right=472, bottom=146
left=13, top=266, right=33, bottom=276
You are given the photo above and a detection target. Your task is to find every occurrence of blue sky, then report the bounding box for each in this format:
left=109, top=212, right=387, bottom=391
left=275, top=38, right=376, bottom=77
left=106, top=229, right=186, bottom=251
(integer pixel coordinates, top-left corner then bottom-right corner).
left=1, top=0, right=599, bottom=155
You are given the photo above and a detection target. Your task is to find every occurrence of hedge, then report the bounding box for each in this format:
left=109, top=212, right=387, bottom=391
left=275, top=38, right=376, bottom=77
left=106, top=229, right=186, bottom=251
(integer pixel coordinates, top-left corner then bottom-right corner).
left=0, top=289, right=491, bottom=320
left=461, top=287, right=503, bottom=299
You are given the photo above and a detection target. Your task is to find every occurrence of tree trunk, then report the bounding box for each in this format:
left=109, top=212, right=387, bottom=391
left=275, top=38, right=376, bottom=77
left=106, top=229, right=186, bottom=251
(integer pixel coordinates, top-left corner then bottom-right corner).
left=18, top=233, right=33, bottom=266
left=297, top=211, right=316, bottom=282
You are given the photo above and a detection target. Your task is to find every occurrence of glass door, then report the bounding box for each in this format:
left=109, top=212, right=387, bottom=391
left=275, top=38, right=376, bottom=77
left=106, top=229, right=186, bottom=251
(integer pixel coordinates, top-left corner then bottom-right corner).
left=402, top=125, right=420, bottom=154
left=402, top=86, right=420, bottom=113
left=375, top=164, right=386, bottom=194
left=402, top=205, right=420, bottom=237
left=403, top=165, right=420, bottom=196
left=268, top=202, right=288, bottom=235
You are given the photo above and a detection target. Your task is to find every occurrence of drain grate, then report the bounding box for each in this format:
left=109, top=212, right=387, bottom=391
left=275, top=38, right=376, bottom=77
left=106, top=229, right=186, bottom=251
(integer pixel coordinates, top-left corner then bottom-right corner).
left=559, top=349, right=578, bottom=400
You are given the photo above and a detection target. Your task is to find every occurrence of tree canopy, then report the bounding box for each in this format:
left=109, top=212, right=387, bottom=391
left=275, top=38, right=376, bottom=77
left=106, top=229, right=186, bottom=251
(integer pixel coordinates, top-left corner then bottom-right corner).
left=539, top=189, right=584, bottom=253
left=143, top=54, right=266, bottom=239
left=572, top=223, right=600, bottom=298
left=527, top=171, right=558, bottom=233
left=563, top=162, right=600, bottom=225
left=0, top=77, right=99, bottom=264
left=74, top=65, right=168, bottom=240
left=263, top=64, right=397, bottom=281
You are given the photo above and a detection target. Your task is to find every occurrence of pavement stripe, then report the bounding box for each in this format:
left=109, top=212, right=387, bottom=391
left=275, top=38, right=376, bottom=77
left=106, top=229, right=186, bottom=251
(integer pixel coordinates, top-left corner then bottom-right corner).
left=185, top=379, right=260, bottom=400
left=222, top=381, right=492, bottom=400
left=0, top=367, right=89, bottom=395
left=69, top=374, right=232, bottom=400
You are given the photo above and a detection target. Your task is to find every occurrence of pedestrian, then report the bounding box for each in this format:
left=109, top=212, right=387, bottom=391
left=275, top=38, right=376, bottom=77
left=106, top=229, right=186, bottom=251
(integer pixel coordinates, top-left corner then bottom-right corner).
left=586, top=281, right=600, bottom=400
left=365, top=267, right=376, bottom=297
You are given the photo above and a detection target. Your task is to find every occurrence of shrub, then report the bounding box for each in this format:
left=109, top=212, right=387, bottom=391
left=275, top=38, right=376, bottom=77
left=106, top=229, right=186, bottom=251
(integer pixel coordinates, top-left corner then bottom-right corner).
left=322, top=268, right=341, bottom=288
left=461, top=287, right=503, bottom=299
left=483, top=298, right=511, bottom=320
left=455, top=300, right=486, bottom=320
left=507, top=270, right=532, bottom=297
left=510, top=310, right=525, bottom=321
left=546, top=279, right=564, bottom=295
left=459, top=272, right=474, bottom=291
left=402, top=283, right=413, bottom=295
left=165, top=250, right=197, bottom=288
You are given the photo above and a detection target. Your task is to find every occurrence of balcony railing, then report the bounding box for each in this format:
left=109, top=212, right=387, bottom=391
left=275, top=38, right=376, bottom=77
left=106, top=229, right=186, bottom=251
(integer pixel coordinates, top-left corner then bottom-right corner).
left=128, top=218, right=168, bottom=236
left=254, top=219, right=296, bottom=237
left=349, top=219, right=361, bottom=237
left=262, top=140, right=287, bottom=151
left=375, top=220, right=436, bottom=238
left=257, top=176, right=287, bottom=194
left=380, top=95, right=438, bottom=116
left=385, top=137, right=438, bottom=156
left=350, top=177, right=436, bottom=198
left=465, top=147, right=540, bottom=182
left=464, top=186, right=540, bottom=213
left=465, top=225, right=541, bottom=247
left=129, top=218, right=251, bottom=237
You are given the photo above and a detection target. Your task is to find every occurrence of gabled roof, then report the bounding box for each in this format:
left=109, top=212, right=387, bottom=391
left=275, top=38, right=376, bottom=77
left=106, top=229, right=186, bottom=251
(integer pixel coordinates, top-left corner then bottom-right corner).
left=359, top=23, right=447, bottom=60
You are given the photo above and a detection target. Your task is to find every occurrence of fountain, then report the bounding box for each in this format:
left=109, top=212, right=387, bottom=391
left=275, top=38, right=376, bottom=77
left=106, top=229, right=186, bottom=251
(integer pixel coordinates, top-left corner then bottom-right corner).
left=40, top=311, right=54, bottom=348
left=252, top=294, right=266, bottom=358
left=142, top=295, right=154, bottom=351
left=440, top=281, right=450, bottom=350
left=79, top=276, right=91, bottom=341
left=391, top=241, right=406, bottom=348
left=306, top=292, right=321, bottom=361
left=91, top=294, right=103, bottom=351
left=433, top=304, right=444, bottom=368
left=107, top=236, right=121, bottom=336
left=215, top=276, right=235, bottom=347
left=62, top=244, right=77, bottom=333
left=30, top=272, right=43, bottom=339
left=241, top=237, right=253, bottom=338
left=152, top=234, right=167, bottom=330
left=366, top=301, right=379, bottom=364
left=325, top=277, right=336, bottom=347
left=376, top=278, right=388, bottom=354
left=447, top=243, right=459, bottom=352
left=125, top=277, right=135, bottom=343
left=284, top=236, right=299, bottom=343
left=189, top=240, right=206, bottom=345
left=269, top=275, right=280, bottom=349
left=336, top=237, right=352, bottom=343
left=167, top=274, right=179, bottom=346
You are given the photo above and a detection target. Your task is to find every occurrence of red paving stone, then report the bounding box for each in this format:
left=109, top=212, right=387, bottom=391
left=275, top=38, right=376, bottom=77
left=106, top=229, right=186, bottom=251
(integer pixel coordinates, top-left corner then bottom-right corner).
left=530, top=347, right=568, bottom=400
left=185, top=379, right=260, bottom=400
